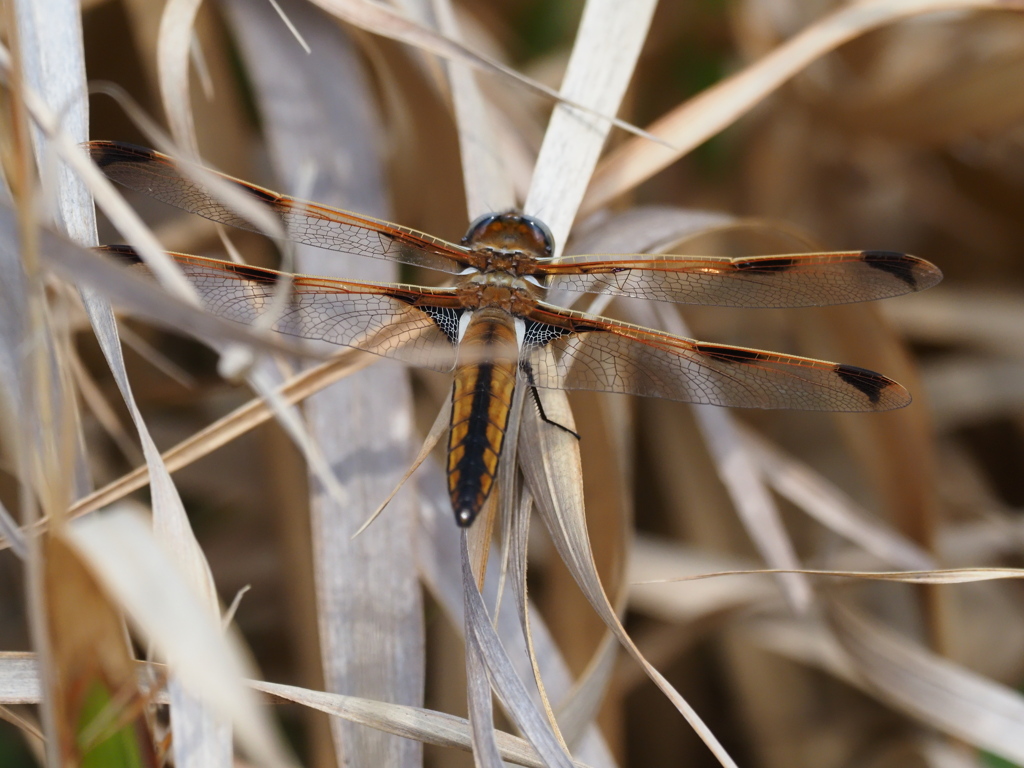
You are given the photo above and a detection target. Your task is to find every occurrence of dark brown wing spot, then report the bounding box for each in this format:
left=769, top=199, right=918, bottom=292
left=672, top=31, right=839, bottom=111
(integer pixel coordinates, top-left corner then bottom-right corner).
left=87, top=140, right=153, bottom=168
left=696, top=344, right=764, bottom=364
left=228, top=264, right=279, bottom=284
left=835, top=364, right=893, bottom=404
left=862, top=251, right=917, bottom=288
left=242, top=183, right=278, bottom=204
left=97, top=244, right=144, bottom=265
left=734, top=257, right=795, bottom=272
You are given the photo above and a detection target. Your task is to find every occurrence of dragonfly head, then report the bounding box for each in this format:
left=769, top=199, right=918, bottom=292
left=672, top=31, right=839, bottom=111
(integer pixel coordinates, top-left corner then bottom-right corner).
left=462, top=211, right=554, bottom=260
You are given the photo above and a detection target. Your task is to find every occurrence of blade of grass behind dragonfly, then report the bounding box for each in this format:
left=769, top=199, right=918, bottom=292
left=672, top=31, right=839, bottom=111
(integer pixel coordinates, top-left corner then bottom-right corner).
left=222, top=3, right=425, bottom=767
left=430, top=0, right=517, bottom=217
left=523, top=0, right=657, bottom=254
left=65, top=507, right=298, bottom=768
left=42, top=533, right=159, bottom=767
left=585, top=207, right=813, bottom=609
left=307, top=0, right=658, bottom=142
left=582, top=0, right=1024, bottom=215
left=748, top=603, right=1024, bottom=765
left=10, top=5, right=245, bottom=764
left=12, top=0, right=93, bottom=504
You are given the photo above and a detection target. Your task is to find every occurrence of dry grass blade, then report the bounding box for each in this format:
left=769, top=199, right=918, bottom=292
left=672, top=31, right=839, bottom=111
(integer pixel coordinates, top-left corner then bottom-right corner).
left=355, top=398, right=450, bottom=538
left=156, top=0, right=202, bottom=155
left=0, top=499, right=27, bottom=559
left=0, top=654, right=42, bottom=705
left=739, top=425, right=936, bottom=570
left=252, top=679, right=598, bottom=768
left=430, top=0, right=516, bottom=216
left=461, top=535, right=577, bottom=768
left=525, top=0, right=658, bottom=252
left=0, top=43, right=199, bottom=302
left=628, top=538, right=779, bottom=622
left=582, top=0, right=1024, bottom=214
left=65, top=507, right=298, bottom=768
left=0, top=207, right=314, bottom=358
left=830, top=604, right=1024, bottom=765
left=222, top=3, right=425, bottom=766
left=59, top=352, right=370, bottom=525
left=465, top=625, right=504, bottom=768
left=637, top=566, right=1024, bottom=586
left=414, top=469, right=617, bottom=767
left=522, top=413, right=740, bottom=768
left=308, top=0, right=657, bottom=143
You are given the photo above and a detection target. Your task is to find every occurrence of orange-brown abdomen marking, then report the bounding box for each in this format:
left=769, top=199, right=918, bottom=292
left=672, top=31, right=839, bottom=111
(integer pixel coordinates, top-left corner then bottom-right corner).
left=447, top=311, right=519, bottom=526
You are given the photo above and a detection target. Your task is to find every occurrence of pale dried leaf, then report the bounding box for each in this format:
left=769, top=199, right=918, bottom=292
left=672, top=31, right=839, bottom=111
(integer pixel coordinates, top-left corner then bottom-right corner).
left=430, top=0, right=516, bottom=217
left=461, top=535, right=576, bottom=768
left=831, top=604, right=1024, bottom=765
left=65, top=507, right=298, bottom=768
left=222, top=3, right=425, bottom=766
left=583, top=0, right=1024, bottom=215
left=254, top=679, right=599, bottom=768
left=524, top=0, right=658, bottom=254
left=739, top=425, right=936, bottom=570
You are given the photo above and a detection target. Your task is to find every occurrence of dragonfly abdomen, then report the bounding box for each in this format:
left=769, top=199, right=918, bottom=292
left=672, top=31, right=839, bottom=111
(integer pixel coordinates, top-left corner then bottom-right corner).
left=447, top=312, right=519, bottom=526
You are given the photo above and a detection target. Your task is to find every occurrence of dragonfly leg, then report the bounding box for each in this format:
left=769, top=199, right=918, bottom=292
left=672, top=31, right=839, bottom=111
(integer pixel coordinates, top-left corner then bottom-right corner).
left=520, top=362, right=581, bottom=440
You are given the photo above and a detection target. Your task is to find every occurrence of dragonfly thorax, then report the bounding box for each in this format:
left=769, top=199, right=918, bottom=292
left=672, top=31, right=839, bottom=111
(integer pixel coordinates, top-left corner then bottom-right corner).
left=456, top=272, right=537, bottom=315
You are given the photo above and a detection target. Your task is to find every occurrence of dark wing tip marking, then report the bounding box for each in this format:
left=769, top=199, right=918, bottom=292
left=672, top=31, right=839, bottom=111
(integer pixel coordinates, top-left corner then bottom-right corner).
left=862, top=250, right=919, bottom=288
left=695, top=344, right=764, bottom=364
left=96, top=244, right=144, bottom=265
left=734, top=256, right=796, bottom=272
left=834, top=364, right=897, bottom=405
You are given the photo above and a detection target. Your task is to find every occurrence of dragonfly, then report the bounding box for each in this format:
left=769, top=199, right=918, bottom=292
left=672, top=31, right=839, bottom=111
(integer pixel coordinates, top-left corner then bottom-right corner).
left=87, top=141, right=942, bottom=527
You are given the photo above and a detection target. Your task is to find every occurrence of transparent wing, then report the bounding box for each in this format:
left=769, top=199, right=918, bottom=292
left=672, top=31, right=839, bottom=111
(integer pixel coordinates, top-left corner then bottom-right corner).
left=538, top=250, right=942, bottom=307
left=522, top=303, right=910, bottom=412
left=99, top=246, right=461, bottom=372
left=88, top=141, right=479, bottom=275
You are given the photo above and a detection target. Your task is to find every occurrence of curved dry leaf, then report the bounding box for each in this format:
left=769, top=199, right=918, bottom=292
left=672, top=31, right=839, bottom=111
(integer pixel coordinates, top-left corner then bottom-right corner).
left=156, top=0, right=201, bottom=155
left=583, top=0, right=1024, bottom=215
left=430, top=0, right=516, bottom=217
left=638, top=566, right=1024, bottom=586
left=739, top=425, right=936, bottom=570
left=461, top=535, right=577, bottom=768
left=413, top=466, right=617, bottom=767
left=524, top=0, right=658, bottom=253
left=65, top=507, right=298, bottom=768
left=523, top=424, right=741, bottom=768
left=307, top=0, right=654, bottom=145
left=830, top=603, right=1024, bottom=765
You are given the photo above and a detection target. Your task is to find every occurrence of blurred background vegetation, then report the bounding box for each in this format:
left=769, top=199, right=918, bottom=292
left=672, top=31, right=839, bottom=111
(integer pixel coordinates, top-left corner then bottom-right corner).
left=3, top=0, right=1024, bottom=766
